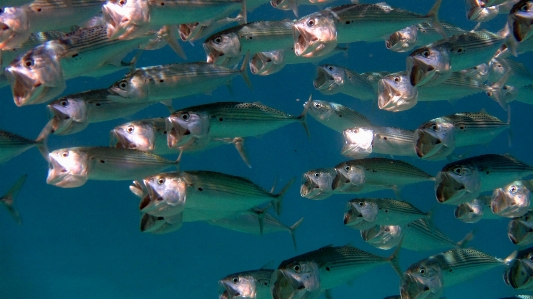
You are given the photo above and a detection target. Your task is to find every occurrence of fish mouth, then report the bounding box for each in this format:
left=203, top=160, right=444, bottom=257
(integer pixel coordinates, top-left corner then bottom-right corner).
left=504, top=259, right=533, bottom=289
left=178, top=23, right=196, bottom=41
left=203, top=42, right=224, bottom=64
left=406, top=57, right=436, bottom=87
left=140, top=213, right=165, bottom=233
left=413, top=129, right=445, bottom=159
left=249, top=52, right=270, bottom=75
left=165, top=116, right=190, bottom=149
left=435, top=172, right=467, bottom=204
left=102, top=3, right=135, bottom=40
left=454, top=203, right=479, bottom=222
left=292, top=23, right=328, bottom=57
left=5, top=68, right=39, bottom=107
left=377, top=78, right=415, bottom=111
left=510, top=15, right=533, bottom=42
left=508, top=218, right=533, bottom=245
left=109, top=128, right=139, bottom=150
left=313, top=67, right=336, bottom=91
left=270, top=0, right=290, bottom=10
left=299, top=175, right=331, bottom=200
left=46, top=105, right=70, bottom=135
left=400, top=273, right=439, bottom=299
left=385, top=32, right=403, bottom=50
left=46, top=155, right=88, bottom=188
left=271, top=269, right=308, bottom=299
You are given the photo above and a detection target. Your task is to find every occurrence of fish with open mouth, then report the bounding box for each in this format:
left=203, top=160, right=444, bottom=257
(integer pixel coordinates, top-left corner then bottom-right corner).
left=407, top=29, right=505, bottom=87
left=300, top=168, right=337, bottom=200
left=488, top=57, right=533, bottom=88
left=313, top=64, right=376, bottom=101
left=454, top=195, right=499, bottom=223
left=504, top=246, right=533, bottom=291
left=491, top=180, right=533, bottom=218
left=203, top=20, right=294, bottom=66
left=46, top=147, right=179, bottom=188
left=508, top=0, right=533, bottom=42
left=385, top=21, right=466, bottom=53
left=305, top=99, right=372, bottom=133
left=0, top=174, right=27, bottom=224
left=413, top=112, right=509, bottom=161
left=291, top=0, right=446, bottom=58
left=218, top=267, right=275, bottom=299
left=341, top=126, right=416, bottom=159
left=465, top=0, right=517, bottom=23
left=435, top=154, right=533, bottom=205
left=508, top=211, right=533, bottom=246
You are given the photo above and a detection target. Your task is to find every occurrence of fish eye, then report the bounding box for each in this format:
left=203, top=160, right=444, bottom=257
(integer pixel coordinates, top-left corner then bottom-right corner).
left=157, top=178, right=165, bottom=185
left=393, top=76, right=400, bottom=82
left=503, top=86, right=508, bottom=90
left=528, top=254, right=533, bottom=261
left=232, top=277, right=239, bottom=284
left=422, top=50, right=430, bottom=58
left=510, top=186, right=517, bottom=193
left=307, top=19, right=315, bottom=27
left=453, top=167, right=463, bottom=175
left=313, top=102, right=321, bottom=108
left=180, top=112, right=190, bottom=121
left=118, top=81, right=128, bottom=89
left=61, top=151, right=69, bottom=158
left=119, top=0, right=127, bottom=6
left=358, top=202, right=364, bottom=206
left=127, top=125, right=134, bottom=133
left=344, top=166, right=350, bottom=171
left=293, top=264, right=301, bottom=272
left=214, top=36, right=222, bottom=44
left=419, top=268, right=426, bottom=275
left=520, top=4, right=528, bottom=12
left=486, top=91, right=493, bottom=97
left=327, top=66, right=333, bottom=71
left=431, top=124, right=438, bottom=131
left=60, top=100, right=68, bottom=107
left=314, top=172, right=320, bottom=177
left=24, top=59, right=34, bottom=67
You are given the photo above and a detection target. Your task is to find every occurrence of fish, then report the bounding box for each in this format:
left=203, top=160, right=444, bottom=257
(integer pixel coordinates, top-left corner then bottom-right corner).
left=271, top=243, right=401, bottom=299
left=0, top=30, right=66, bottom=69
left=504, top=246, right=533, bottom=291
left=102, top=0, right=244, bottom=40
left=360, top=224, right=403, bottom=250
left=203, top=20, right=294, bottom=66
left=385, top=21, right=466, bottom=53
left=508, top=0, right=533, bottom=42
left=401, top=248, right=515, bottom=299
left=341, top=126, right=417, bottom=159
left=459, top=63, right=491, bottom=82
left=487, top=83, right=533, bottom=106
left=166, top=101, right=308, bottom=149
left=488, top=57, right=533, bottom=89
left=291, top=0, right=445, bottom=57
left=435, top=154, right=533, bottom=205
left=218, top=267, right=275, bottom=299
left=454, top=195, right=499, bottom=223
left=332, top=158, right=434, bottom=197
left=0, top=129, right=45, bottom=164
left=465, top=0, right=513, bottom=23
left=300, top=167, right=337, bottom=200
left=178, top=15, right=243, bottom=42
left=139, top=213, right=182, bottom=234
left=491, top=180, right=533, bottom=218
left=46, top=147, right=179, bottom=188
left=0, top=174, right=27, bottom=224
left=413, top=112, right=509, bottom=161
left=313, top=64, right=376, bottom=101
left=508, top=210, right=533, bottom=246
left=269, top=0, right=336, bottom=18
left=305, top=99, right=372, bottom=133
left=407, top=30, right=505, bottom=87
left=46, top=89, right=152, bottom=136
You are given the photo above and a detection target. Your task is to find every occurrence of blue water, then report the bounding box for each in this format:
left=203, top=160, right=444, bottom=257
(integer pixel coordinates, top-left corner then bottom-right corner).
left=1, top=0, right=532, bottom=298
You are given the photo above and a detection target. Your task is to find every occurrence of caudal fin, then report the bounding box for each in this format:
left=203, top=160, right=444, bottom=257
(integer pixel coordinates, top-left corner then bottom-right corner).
left=1, top=174, right=27, bottom=224
left=426, top=0, right=447, bottom=40
left=289, top=217, right=304, bottom=250
left=298, top=95, right=311, bottom=139
left=272, top=177, right=296, bottom=215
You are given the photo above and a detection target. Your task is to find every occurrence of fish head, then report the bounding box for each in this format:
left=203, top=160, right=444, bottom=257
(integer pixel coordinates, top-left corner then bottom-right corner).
left=111, top=120, right=156, bottom=151
left=491, top=180, right=530, bottom=218
left=346, top=199, right=379, bottom=224
left=333, top=163, right=366, bottom=192
left=435, top=163, right=481, bottom=204
left=46, top=149, right=89, bottom=188
left=47, top=96, right=88, bottom=135
left=460, top=63, right=489, bottom=82
left=305, top=100, right=337, bottom=123
left=400, top=263, right=444, bottom=299
left=140, top=173, right=187, bottom=217
left=385, top=26, right=418, bottom=52
left=454, top=198, right=484, bottom=223
left=204, top=32, right=241, bottom=65
left=5, top=43, right=65, bottom=106
left=509, top=0, right=533, bottom=42
left=486, top=84, right=518, bottom=105
left=407, top=46, right=450, bottom=87
left=414, top=119, right=456, bottom=160
left=102, top=0, right=150, bottom=40
left=504, top=250, right=533, bottom=289
left=0, top=6, right=30, bottom=50
left=377, top=72, right=418, bottom=112
left=166, top=110, right=210, bottom=148
left=300, top=168, right=336, bottom=200
left=249, top=50, right=286, bottom=76
left=218, top=274, right=257, bottom=299
left=313, top=64, right=344, bottom=94
left=508, top=211, right=533, bottom=245
left=466, top=0, right=499, bottom=22
left=292, top=11, right=337, bottom=58
left=341, top=127, right=374, bottom=159
left=271, top=261, right=321, bottom=299
left=361, top=224, right=402, bottom=250
left=108, top=74, right=148, bottom=102
left=488, top=58, right=507, bottom=83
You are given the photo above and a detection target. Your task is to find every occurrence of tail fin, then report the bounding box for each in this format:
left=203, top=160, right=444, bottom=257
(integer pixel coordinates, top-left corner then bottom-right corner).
left=456, top=230, right=475, bottom=248
left=388, top=236, right=403, bottom=278
left=161, top=25, right=187, bottom=60
left=36, top=119, right=53, bottom=163
left=231, top=137, right=251, bottom=168
left=289, top=217, right=304, bottom=250
left=426, top=0, right=447, bottom=40
left=298, top=95, right=311, bottom=139
left=272, top=177, right=296, bottom=215
left=1, top=174, right=27, bottom=224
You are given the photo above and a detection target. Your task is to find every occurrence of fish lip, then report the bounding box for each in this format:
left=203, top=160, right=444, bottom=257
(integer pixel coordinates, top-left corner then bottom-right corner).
left=509, top=219, right=533, bottom=245
left=386, top=32, right=402, bottom=50
left=413, top=129, right=441, bottom=159
left=292, top=23, right=320, bottom=57
left=435, top=172, right=466, bottom=204
left=271, top=269, right=306, bottom=299
left=203, top=42, right=224, bottom=64
left=490, top=188, right=507, bottom=214
left=407, top=56, right=436, bottom=87
left=5, top=68, right=35, bottom=107
left=178, top=23, right=197, bottom=41
left=110, top=128, right=138, bottom=150
left=313, top=67, right=336, bottom=91
left=454, top=203, right=475, bottom=220
left=377, top=78, right=402, bottom=110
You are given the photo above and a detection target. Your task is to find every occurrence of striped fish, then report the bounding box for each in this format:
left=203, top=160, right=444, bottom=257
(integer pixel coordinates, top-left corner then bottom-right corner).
left=342, top=126, right=416, bottom=159
left=313, top=64, right=376, bottom=101
left=344, top=198, right=430, bottom=227
left=219, top=268, right=275, bottom=299
left=300, top=167, right=337, bottom=200
left=305, top=99, right=372, bottom=133
left=454, top=195, right=500, bottom=223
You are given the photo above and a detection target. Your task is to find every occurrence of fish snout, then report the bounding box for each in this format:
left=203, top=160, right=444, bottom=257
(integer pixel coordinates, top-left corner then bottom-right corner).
left=435, top=171, right=466, bottom=204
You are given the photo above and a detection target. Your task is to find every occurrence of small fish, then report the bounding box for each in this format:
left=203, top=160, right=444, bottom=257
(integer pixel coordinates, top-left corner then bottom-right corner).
left=407, top=30, right=505, bottom=87
left=508, top=0, right=533, bottom=42
left=488, top=57, right=533, bottom=88
left=361, top=224, right=403, bottom=250
left=341, top=126, right=416, bottom=159
left=305, top=99, right=372, bottom=133
left=435, top=154, right=533, bottom=205
left=414, top=112, right=509, bottom=161
left=166, top=101, right=308, bottom=149
left=0, top=174, right=27, bottom=224
left=386, top=21, right=466, bottom=53
left=0, top=129, right=45, bottom=164
left=291, top=0, right=445, bottom=57
left=491, top=180, right=533, bottom=218
left=313, top=64, right=376, bottom=101
left=454, top=195, right=499, bottom=223
left=504, top=246, right=533, bottom=291
left=218, top=267, right=275, bottom=299
left=465, top=0, right=509, bottom=23
left=178, top=15, right=243, bottom=42
left=508, top=211, right=533, bottom=246
left=300, top=167, right=337, bottom=200
left=203, top=20, right=294, bottom=66
left=46, top=147, right=178, bottom=188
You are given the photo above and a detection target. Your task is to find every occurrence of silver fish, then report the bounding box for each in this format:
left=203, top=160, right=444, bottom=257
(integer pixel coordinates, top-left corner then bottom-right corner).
left=454, top=195, right=499, bottom=223
left=509, top=0, right=533, bottom=42
left=291, top=0, right=445, bottom=57
left=0, top=30, right=66, bottom=69
left=435, top=154, right=533, bottom=205
left=491, top=180, right=533, bottom=218
left=0, top=174, right=26, bottom=224
left=300, top=167, right=337, bottom=200
left=46, top=147, right=178, bottom=188
left=360, top=224, right=403, bottom=250
left=414, top=112, right=509, bottom=161
left=508, top=211, right=533, bottom=246
left=203, top=20, right=294, bottom=66
left=139, top=213, right=182, bottom=234
left=166, top=101, right=308, bottom=149
left=386, top=22, right=466, bottom=53
left=305, top=99, right=372, bottom=133
left=488, top=57, right=533, bottom=88
left=407, top=30, right=505, bottom=87
left=504, top=246, right=533, bottom=291
left=465, top=0, right=503, bottom=22
left=341, top=126, right=416, bottom=159
left=178, top=15, right=243, bottom=42
left=219, top=268, right=275, bottom=299
left=313, top=64, right=376, bottom=101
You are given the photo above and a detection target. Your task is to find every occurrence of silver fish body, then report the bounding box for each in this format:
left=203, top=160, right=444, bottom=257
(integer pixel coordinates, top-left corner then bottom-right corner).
left=386, top=22, right=466, bottom=53
left=46, top=147, right=177, bottom=188
left=110, top=117, right=176, bottom=155
left=435, top=154, right=533, bottom=205
left=305, top=99, right=371, bottom=133
left=219, top=268, right=275, bottom=299
left=341, top=126, right=416, bottom=159
left=344, top=198, right=429, bottom=228
left=491, top=180, right=533, bottom=218
left=0, top=129, right=41, bottom=164
left=360, top=224, right=403, bottom=250
left=313, top=64, right=376, bottom=101
left=300, top=167, right=337, bottom=200
left=504, top=247, right=533, bottom=291
left=414, top=112, right=509, bottom=161
left=508, top=211, right=533, bottom=246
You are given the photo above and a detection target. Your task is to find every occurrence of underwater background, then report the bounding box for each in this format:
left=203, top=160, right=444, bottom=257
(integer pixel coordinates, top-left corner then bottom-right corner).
left=1, top=0, right=532, bottom=298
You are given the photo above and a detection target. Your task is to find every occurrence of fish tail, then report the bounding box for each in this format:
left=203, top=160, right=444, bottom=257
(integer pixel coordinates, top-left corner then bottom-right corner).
left=231, top=137, right=251, bottom=168
left=161, top=25, right=187, bottom=60
left=35, top=119, right=54, bottom=163
left=298, top=95, right=311, bottom=139
left=426, top=0, right=447, bottom=40
left=240, top=52, right=253, bottom=90
left=388, top=236, right=403, bottom=278
left=272, top=177, right=296, bottom=215
left=456, top=230, right=475, bottom=248
left=289, top=217, right=304, bottom=250
left=1, top=174, right=27, bottom=225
